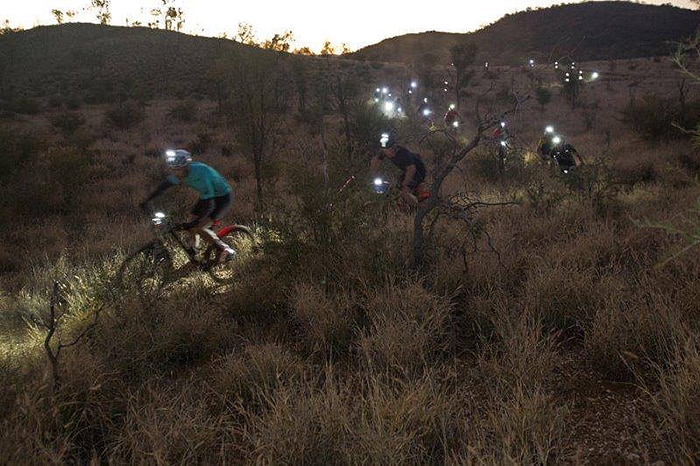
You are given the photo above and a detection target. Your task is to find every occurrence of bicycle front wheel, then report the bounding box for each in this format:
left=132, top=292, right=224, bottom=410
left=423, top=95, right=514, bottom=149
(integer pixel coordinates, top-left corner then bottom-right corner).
left=116, top=241, right=174, bottom=300
left=205, top=226, right=257, bottom=284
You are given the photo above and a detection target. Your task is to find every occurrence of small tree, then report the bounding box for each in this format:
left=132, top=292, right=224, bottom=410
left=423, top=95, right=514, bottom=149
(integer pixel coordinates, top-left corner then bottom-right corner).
left=535, top=86, right=552, bottom=110
left=90, top=0, right=111, bottom=25
left=32, top=282, right=102, bottom=393
left=448, top=40, right=478, bottom=108
left=263, top=31, right=294, bottom=53
left=412, top=98, right=527, bottom=267
left=223, top=50, right=292, bottom=212
left=236, top=22, right=258, bottom=45
left=52, top=9, right=64, bottom=24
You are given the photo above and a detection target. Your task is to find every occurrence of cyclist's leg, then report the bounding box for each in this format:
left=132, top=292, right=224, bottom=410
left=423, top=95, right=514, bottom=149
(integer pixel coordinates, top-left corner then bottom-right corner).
left=402, top=173, right=427, bottom=208
left=188, top=198, right=231, bottom=255
left=186, top=199, right=216, bottom=249
left=206, top=193, right=235, bottom=260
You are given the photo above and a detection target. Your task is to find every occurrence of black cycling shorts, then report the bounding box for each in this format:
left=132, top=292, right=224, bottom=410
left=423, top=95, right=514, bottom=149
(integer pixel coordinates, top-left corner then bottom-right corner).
left=191, top=192, right=233, bottom=222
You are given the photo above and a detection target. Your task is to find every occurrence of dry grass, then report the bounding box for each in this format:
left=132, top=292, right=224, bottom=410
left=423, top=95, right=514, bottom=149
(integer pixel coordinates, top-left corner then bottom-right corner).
left=1, top=54, right=700, bottom=464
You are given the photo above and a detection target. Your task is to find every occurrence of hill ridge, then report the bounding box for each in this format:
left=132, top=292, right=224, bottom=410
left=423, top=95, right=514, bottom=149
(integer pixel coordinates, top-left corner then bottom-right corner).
left=348, top=1, right=700, bottom=65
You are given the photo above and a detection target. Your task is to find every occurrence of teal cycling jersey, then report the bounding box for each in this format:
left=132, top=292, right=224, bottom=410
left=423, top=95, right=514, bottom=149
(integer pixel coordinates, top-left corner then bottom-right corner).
left=166, top=162, right=231, bottom=200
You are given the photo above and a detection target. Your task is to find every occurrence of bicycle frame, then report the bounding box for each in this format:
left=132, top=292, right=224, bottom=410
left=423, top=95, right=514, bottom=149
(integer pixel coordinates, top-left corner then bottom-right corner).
left=148, top=211, right=247, bottom=271
left=116, top=211, right=256, bottom=299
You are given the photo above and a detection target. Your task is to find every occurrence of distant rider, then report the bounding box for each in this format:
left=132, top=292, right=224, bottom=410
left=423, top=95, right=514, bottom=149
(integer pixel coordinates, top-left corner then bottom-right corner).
left=537, top=126, right=583, bottom=172
left=369, top=132, right=429, bottom=209
left=141, top=149, right=235, bottom=261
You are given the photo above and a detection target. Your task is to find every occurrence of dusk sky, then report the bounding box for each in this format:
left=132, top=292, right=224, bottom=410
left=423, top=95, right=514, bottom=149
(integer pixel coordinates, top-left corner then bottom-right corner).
left=2, top=0, right=696, bottom=52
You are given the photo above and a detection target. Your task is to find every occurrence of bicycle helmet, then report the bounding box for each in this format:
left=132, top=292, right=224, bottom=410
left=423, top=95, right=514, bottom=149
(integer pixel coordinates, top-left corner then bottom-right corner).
left=379, top=132, right=396, bottom=149
left=165, top=149, right=192, bottom=169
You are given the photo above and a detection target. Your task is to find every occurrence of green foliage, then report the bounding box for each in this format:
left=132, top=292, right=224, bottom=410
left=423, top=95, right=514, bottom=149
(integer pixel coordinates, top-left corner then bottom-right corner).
left=0, top=95, right=41, bottom=117
left=634, top=197, right=700, bottom=266
left=51, top=111, right=86, bottom=138
left=349, top=101, right=392, bottom=155
left=167, top=99, right=198, bottom=123
left=535, top=86, right=551, bottom=109
left=103, top=100, right=145, bottom=130
left=0, top=128, right=43, bottom=183
left=621, top=94, right=700, bottom=143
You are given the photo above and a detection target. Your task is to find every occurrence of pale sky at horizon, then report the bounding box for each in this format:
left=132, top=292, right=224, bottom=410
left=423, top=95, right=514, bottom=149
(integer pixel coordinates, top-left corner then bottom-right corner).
left=1, top=0, right=696, bottom=52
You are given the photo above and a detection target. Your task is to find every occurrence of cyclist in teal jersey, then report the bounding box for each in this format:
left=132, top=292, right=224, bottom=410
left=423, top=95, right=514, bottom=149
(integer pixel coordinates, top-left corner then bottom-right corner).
left=141, top=149, right=235, bottom=260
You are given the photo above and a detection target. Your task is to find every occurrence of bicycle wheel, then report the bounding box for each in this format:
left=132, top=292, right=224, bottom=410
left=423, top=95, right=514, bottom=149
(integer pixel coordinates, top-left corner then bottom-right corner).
left=116, top=241, right=174, bottom=299
left=205, top=226, right=256, bottom=284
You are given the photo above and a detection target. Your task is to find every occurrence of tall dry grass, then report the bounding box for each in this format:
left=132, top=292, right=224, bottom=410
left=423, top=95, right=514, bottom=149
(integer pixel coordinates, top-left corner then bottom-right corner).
left=1, top=54, right=700, bottom=463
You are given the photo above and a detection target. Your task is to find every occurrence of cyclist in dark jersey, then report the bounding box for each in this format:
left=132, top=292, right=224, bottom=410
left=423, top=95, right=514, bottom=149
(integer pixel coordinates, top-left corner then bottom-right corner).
left=537, top=126, right=583, bottom=172
left=370, top=132, right=429, bottom=208
left=141, top=149, right=235, bottom=260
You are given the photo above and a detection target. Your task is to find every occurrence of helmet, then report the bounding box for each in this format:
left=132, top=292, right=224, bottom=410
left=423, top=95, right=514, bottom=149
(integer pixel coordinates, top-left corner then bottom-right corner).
left=165, top=149, right=192, bottom=169
left=379, top=132, right=396, bottom=149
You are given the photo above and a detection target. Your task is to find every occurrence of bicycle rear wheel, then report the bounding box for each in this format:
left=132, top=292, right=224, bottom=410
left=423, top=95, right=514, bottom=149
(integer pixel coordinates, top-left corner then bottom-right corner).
left=116, top=241, right=174, bottom=300
left=205, top=226, right=257, bottom=284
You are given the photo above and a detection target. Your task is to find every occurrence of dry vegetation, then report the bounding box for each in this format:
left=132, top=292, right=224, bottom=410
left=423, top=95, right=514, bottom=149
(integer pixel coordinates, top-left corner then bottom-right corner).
left=1, top=27, right=700, bottom=465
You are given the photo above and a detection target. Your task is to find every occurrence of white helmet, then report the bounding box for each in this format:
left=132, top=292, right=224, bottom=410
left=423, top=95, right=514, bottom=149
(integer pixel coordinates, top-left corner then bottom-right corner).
left=165, top=149, right=192, bottom=169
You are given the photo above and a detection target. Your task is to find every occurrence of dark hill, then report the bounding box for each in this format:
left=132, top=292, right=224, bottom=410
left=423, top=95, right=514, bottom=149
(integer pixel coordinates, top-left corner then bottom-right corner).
left=347, top=1, right=700, bottom=65
left=0, top=23, right=289, bottom=102
left=0, top=1, right=698, bottom=102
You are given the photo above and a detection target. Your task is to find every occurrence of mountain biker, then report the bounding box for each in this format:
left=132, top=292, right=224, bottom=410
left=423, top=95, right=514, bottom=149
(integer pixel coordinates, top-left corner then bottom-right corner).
left=444, top=105, right=461, bottom=129
left=369, top=132, right=429, bottom=209
left=536, top=125, right=557, bottom=161
left=493, top=120, right=511, bottom=158
left=536, top=126, right=583, bottom=172
left=140, top=149, right=235, bottom=261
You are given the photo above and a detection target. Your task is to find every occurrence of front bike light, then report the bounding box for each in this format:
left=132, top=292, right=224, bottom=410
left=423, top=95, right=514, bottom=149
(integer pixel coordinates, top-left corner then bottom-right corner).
left=373, top=177, right=388, bottom=194
left=152, top=211, right=166, bottom=225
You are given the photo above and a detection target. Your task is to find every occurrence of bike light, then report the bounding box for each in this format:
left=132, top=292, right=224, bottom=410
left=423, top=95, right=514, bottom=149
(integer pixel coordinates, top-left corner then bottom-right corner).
left=373, top=177, right=388, bottom=194
left=552, top=136, right=561, bottom=145
left=501, top=140, right=507, bottom=147
left=545, top=126, right=554, bottom=134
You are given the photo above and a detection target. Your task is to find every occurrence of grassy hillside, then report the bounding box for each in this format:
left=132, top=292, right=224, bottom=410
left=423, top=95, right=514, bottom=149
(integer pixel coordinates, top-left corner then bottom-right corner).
left=0, top=5, right=700, bottom=464
left=349, top=1, right=700, bottom=65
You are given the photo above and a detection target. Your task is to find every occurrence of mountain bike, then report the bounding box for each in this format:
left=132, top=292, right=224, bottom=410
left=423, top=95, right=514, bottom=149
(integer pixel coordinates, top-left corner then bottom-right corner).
left=371, top=176, right=430, bottom=214
left=116, top=210, right=256, bottom=299
left=549, top=143, right=585, bottom=174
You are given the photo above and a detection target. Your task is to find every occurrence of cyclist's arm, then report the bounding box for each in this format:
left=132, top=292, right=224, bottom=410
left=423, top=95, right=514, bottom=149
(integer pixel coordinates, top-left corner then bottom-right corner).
left=181, top=198, right=215, bottom=230
left=143, top=175, right=178, bottom=204
left=370, top=154, right=382, bottom=177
